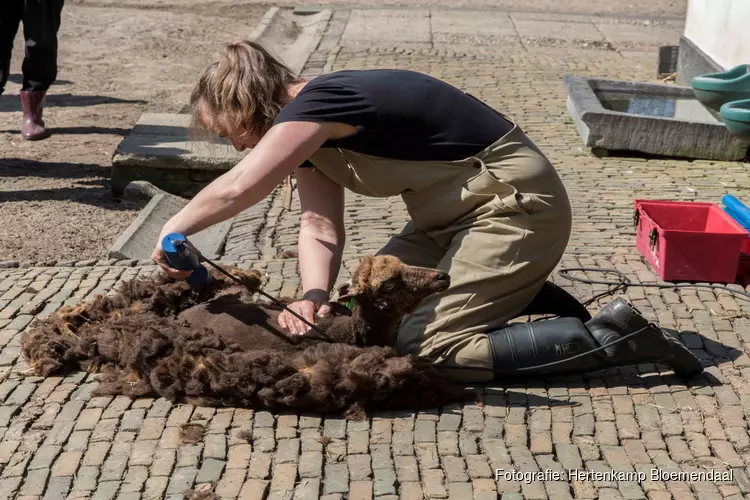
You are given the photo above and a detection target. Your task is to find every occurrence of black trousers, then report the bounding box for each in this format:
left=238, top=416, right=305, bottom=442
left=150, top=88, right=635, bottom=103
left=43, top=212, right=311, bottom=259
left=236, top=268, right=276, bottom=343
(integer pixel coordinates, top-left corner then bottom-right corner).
left=0, top=0, right=65, bottom=94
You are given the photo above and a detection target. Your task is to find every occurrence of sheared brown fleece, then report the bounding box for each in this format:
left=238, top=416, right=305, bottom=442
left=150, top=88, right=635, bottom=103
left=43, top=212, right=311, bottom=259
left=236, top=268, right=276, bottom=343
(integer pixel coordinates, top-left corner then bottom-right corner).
left=21, top=256, right=477, bottom=419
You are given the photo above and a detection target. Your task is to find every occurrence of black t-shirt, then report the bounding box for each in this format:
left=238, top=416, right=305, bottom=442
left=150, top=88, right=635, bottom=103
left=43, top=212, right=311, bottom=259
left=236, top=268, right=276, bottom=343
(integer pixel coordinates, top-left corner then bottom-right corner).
left=273, top=69, right=514, bottom=162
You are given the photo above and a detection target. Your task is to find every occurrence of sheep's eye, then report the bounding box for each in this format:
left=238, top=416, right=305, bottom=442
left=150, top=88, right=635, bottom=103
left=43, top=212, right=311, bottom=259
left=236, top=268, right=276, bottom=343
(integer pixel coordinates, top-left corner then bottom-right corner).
left=381, top=281, right=395, bottom=292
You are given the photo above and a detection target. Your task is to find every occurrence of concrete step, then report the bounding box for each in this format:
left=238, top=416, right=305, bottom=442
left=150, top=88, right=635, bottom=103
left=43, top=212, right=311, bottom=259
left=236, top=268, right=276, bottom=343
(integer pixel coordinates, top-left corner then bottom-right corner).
left=111, top=112, right=246, bottom=197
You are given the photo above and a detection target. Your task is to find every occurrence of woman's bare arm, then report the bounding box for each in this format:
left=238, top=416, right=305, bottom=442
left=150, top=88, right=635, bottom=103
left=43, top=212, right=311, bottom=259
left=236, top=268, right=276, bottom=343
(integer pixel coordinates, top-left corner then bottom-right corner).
left=278, top=164, right=346, bottom=334
left=157, top=121, right=337, bottom=240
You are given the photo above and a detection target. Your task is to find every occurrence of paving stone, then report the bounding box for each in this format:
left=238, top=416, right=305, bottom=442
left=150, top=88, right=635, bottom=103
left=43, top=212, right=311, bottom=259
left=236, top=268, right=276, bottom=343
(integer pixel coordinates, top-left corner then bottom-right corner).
left=422, top=469, right=448, bottom=498
left=100, top=441, right=131, bottom=481
left=120, top=409, right=145, bottom=432
left=442, top=456, right=469, bottom=482
left=248, top=452, right=272, bottom=480
left=324, top=418, right=346, bottom=440
left=347, top=454, right=371, bottom=481
left=151, top=449, right=176, bottom=477
left=121, top=465, right=149, bottom=493
left=414, top=420, right=436, bottom=443
left=437, top=431, right=459, bottom=456
left=143, top=477, right=169, bottom=500
left=186, top=459, right=218, bottom=489
left=228, top=443, right=252, bottom=470
left=19, top=468, right=49, bottom=496
left=130, top=440, right=158, bottom=467
left=72, top=465, right=99, bottom=492
left=51, top=450, right=82, bottom=477
left=324, top=463, right=348, bottom=494
left=29, top=445, right=61, bottom=470
left=466, top=454, right=493, bottom=479
left=437, top=412, right=461, bottom=432
left=216, top=469, right=246, bottom=498
left=394, top=455, right=418, bottom=482
left=166, top=466, right=197, bottom=495
left=459, top=432, right=479, bottom=456
left=238, top=479, right=270, bottom=499
left=252, top=427, right=276, bottom=453
left=291, top=477, right=320, bottom=500
left=556, top=443, right=583, bottom=470
left=91, top=481, right=120, bottom=500
left=83, top=442, right=110, bottom=467
left=276, top=438, right=300, bottom=463
left=0, top=477, right=22, bottom=497
left=346, top=480, right=371, bottom=500
left=204, top=433, right=227, bottom=460
left=42, top=476, right=72, bottom=500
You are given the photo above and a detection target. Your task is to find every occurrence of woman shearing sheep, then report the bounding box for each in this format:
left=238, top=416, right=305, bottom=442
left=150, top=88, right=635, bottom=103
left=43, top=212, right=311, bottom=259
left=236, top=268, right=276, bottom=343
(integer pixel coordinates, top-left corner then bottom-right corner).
left=152, top=41, right=703, bottom=383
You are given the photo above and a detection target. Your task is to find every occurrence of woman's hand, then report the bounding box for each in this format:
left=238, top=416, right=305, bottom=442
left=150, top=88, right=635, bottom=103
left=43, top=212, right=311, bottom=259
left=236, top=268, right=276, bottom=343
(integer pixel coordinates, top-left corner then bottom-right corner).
left=278, top=290, right=332, bottom=335
left=150, top=243, right=194, bottom=281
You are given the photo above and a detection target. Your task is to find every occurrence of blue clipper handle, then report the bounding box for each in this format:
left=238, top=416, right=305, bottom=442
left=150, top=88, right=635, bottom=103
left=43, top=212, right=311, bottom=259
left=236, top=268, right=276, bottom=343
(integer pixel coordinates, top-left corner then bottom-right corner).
left=161, top=232, right=211, bottom=287
left=723, top=195, right=750, bottom=228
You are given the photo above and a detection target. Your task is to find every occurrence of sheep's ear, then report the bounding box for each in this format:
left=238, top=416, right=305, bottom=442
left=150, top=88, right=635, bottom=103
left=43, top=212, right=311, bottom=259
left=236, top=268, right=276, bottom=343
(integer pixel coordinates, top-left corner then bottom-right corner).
left=336, top=283, right=358, bottom=302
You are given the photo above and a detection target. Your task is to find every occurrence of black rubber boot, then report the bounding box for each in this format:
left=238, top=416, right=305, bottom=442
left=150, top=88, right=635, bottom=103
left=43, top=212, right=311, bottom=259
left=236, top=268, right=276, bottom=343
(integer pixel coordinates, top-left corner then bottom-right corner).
left=516, top=281, right=592, bottom=323
left=487, top=298, right=703, bottom=379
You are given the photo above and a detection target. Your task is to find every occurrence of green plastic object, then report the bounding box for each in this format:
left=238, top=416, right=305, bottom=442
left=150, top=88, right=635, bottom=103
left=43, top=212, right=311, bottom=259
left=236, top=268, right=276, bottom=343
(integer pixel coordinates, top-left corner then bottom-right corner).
left=691, top=64, right=750, bottom=111
left=720, top=98, right=750, bottom=141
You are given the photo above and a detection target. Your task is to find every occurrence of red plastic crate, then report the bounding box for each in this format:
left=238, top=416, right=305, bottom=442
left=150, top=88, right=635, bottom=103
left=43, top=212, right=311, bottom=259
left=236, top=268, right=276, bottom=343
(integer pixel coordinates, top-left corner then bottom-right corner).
left=634, top=200, right=749, bottom=283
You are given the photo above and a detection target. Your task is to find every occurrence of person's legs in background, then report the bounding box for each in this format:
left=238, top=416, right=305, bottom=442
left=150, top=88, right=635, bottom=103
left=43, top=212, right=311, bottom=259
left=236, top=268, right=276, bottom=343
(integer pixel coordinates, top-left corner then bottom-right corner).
left=0, top=0, right=25, bottom=97
left=19, top=0, right=65, bottom=140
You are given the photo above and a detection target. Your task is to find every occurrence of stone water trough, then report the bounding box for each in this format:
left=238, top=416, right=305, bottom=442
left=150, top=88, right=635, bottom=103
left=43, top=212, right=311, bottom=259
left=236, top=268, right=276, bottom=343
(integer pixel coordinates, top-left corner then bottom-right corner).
left=564, top=75, right=750, bottom=161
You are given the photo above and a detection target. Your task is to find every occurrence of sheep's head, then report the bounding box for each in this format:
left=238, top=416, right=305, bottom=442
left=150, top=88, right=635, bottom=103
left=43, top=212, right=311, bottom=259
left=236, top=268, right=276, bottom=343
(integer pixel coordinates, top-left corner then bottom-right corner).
left=337, top=255, right=450, bottom=315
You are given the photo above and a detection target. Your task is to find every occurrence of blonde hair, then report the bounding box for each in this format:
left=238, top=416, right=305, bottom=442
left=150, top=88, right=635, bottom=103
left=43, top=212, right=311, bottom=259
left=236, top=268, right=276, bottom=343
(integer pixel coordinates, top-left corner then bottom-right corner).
left=190, top=41, right=302, bottom=139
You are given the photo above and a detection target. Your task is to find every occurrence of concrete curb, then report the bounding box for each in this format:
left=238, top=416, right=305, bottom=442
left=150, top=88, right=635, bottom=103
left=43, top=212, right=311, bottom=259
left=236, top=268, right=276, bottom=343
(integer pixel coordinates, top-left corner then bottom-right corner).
left=122, top=180, right=169, bottom=202
left=249, top=6, right=282, bottom=41
left=107, top=183, right=233, bottom=262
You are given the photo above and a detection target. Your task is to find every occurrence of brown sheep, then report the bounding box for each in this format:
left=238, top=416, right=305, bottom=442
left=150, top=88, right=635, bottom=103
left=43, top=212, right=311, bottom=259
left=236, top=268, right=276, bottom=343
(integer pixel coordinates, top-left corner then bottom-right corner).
left=20, top=255, right=478, bottom=419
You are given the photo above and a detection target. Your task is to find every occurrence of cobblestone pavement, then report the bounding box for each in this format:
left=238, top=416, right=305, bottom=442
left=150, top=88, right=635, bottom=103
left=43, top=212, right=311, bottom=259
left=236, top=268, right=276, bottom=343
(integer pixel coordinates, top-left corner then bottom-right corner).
left=3, top=6, right=750, bottom=500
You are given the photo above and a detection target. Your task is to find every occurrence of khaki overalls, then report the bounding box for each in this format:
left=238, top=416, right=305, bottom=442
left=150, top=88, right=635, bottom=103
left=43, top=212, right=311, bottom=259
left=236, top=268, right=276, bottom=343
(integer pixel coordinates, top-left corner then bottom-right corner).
left=307, top=122, right=572, bottom=382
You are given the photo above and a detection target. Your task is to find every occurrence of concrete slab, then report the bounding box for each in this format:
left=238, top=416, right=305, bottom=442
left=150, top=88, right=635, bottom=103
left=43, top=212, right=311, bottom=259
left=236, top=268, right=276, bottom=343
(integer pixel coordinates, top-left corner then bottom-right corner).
left=514, top=18, right=604, bottom=40
left=349, top=8, right=430, bottom=17
left=593, top=18, right=682, bottom=47
left=111, top=113, right=246, bottom=196
left=341, top=10, right=431, bottom=43
left=510, top=12, right=597, bottom=23
left=431, top=34, right=521, bottom=46
left=115, top=134, right=243, bottom=165
left=431, top=10, right=517, bottom=44
left=108, top=184, right=233, bottom=261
